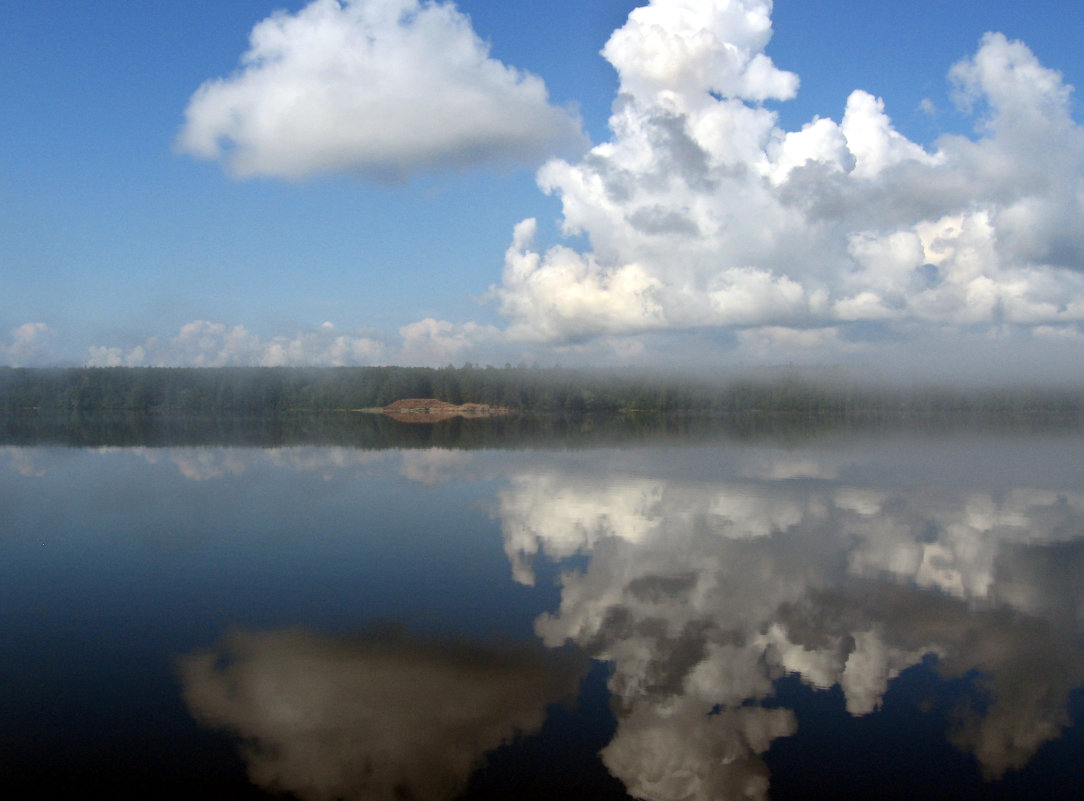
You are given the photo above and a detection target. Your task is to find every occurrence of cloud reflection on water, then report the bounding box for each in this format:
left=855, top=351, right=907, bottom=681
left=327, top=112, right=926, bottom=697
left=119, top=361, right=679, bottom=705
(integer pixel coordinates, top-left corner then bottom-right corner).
left=1, top=446, right=474, bottom=487
left=497, top=448, right=1084, bottom=796
left=11, top=434, right=1082, bottom=797
left=178, top=629, right=583, bottom=801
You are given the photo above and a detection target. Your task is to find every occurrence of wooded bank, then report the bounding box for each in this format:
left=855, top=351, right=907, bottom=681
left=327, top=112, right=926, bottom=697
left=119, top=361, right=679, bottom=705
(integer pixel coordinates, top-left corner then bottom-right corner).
left=1, top=365, right=1082, bottom=418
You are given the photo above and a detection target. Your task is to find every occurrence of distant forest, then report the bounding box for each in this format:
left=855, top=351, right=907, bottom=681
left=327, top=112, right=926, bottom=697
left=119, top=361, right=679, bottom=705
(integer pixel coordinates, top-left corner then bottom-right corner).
left=2, top=365, right=1083, bottom=420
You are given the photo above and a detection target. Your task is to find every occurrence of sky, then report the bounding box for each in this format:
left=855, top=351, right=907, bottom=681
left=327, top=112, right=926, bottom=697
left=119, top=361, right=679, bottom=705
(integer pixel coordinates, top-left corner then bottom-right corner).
left=3, top=0, right=1084, bottom=382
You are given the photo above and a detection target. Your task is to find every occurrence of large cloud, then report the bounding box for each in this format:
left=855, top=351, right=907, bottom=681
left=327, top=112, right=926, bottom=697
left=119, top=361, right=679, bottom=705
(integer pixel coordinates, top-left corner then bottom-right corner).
left=177, top=0, right=585, bottom=180
left=489, top=0, right=1084, bottom=362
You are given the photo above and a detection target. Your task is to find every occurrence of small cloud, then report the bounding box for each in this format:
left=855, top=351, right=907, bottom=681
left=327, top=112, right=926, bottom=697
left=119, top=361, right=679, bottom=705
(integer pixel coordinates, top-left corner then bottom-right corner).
left=1032, top=323, right=1084, bottom=342
left=87, top=320, right=387, bottom=367
left=86, top=318, right=516, bottom=368
left=0, top=322, right=55, bottom=366
left=177, top=0, right=585, bottom=181
left=397, top=317, right=501, bottom=365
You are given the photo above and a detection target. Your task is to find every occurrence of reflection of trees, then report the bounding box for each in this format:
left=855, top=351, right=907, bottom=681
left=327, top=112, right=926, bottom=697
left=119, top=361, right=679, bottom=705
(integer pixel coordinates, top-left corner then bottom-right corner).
left=498, top=463, right=1084, bottom=798
left=177, top=629, right=584, bottom=801
left=7, top=403, right=1084, bottom=451
left=0, top=409, right=765, bottom=449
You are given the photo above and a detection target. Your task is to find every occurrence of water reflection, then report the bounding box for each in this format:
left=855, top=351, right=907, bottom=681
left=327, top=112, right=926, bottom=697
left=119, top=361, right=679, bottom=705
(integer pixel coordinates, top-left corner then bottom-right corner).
left=178, top=629, right=584, bottom=801
left=0, top=444, right=476, bottom=487
left=497, top=441, right=1084, bottom=797
left=3, top=429, right=1083, bottom=799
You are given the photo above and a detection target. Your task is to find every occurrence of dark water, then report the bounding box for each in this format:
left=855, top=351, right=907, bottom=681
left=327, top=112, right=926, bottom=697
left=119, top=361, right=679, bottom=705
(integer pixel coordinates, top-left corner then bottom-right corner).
left=2, top=417, right=1083, bottom=800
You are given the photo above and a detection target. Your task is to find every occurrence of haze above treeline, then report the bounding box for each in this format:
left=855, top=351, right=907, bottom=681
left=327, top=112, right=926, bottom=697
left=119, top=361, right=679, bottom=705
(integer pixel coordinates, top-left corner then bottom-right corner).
left=2, top=365, right=1083, bottom=419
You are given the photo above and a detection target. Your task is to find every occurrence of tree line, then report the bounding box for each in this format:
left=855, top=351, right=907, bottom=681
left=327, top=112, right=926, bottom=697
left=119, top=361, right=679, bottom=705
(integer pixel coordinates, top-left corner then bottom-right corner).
left=1, top=365, right=1083, bottom=419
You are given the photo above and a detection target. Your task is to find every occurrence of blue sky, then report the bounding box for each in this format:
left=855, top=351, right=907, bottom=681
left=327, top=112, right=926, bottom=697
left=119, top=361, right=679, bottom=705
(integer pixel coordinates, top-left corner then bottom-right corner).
left=3, top=0, right=1084, bottom=380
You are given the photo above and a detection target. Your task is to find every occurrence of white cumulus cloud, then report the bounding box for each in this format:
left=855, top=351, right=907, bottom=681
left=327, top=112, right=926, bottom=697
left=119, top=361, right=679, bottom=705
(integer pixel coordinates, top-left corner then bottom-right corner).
left=488, top=1, right=1084, bottom=367
left=0, top=323, right=55, bottom=366
left=87, top=320, right=386, bottom=367
left=177, top=0, right=585, bottom=180
left=85, top=318, right=514, bottom=368
left=397, top=317, right=501, bottom=364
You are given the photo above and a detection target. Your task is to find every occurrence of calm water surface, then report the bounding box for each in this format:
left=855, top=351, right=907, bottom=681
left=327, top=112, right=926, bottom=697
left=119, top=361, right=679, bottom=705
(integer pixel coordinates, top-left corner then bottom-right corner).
left=2, top=419, right=1083, bottom=799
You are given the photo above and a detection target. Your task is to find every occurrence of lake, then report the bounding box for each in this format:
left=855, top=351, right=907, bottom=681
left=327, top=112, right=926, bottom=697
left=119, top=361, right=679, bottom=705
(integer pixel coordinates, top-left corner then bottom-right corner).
left=2, top=414, right=1083, bottom=799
